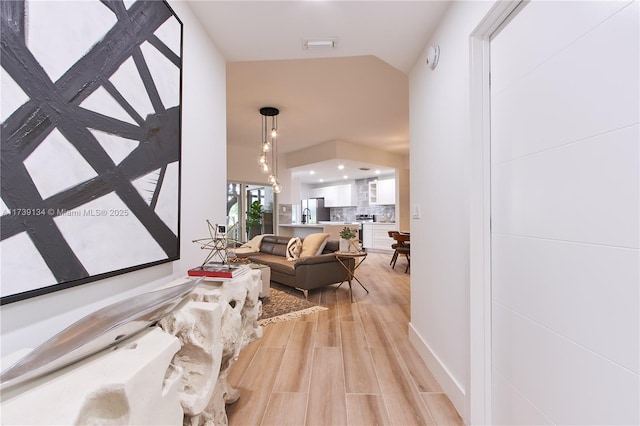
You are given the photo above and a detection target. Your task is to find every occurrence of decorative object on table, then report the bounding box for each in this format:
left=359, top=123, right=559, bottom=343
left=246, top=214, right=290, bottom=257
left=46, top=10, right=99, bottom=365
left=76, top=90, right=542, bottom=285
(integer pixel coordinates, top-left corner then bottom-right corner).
left=338, top=226, right=359, bottom=253
left=0, top=0, right=183, bottom=305
left=258, top=283, right=327, bottom=326
left=246, top=200, right=264, bottom=240
left=187, top=263, right=248, bottom=280
left=257, top=107, right=282, bottom=194
left=0, top=277, right=200, bottom=390
left=192, top=220, right=232, bottom=265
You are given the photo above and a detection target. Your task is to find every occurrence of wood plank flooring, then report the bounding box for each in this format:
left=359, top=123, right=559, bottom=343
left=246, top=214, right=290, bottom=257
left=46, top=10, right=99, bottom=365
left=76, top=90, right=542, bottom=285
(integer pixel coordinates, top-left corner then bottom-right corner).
left=226, top=253, right=463, bottom=426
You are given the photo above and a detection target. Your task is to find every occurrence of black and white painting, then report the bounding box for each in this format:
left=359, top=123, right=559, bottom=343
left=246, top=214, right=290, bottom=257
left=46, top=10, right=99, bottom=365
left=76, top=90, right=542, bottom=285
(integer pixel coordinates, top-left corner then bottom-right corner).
left=0, top=0, right=183, bottom=304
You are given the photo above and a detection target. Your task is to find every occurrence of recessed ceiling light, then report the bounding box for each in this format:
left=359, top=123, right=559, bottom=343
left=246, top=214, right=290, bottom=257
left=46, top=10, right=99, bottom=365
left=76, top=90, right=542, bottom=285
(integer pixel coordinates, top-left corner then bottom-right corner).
left=310, top=170, right=315, bottom=175
left=343, top=175, right=348, bottom=179
left=375, top=169, right=381, bottom=174
left=319, top=178, right=324, bottom=183
left=338, top=164, right=345, bottom=170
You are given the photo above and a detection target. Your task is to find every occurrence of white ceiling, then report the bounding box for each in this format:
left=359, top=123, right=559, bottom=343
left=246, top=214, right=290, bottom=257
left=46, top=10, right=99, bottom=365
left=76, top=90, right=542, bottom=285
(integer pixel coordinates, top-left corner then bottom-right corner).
left=186, top=1, right=450, bottom=183
left=290, top=158, right=396, bottom=186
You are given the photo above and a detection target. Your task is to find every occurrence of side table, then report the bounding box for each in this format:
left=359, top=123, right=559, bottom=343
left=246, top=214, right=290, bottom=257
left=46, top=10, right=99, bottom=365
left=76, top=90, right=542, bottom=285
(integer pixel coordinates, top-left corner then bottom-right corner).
left=334, top=251, right=369, bottom=302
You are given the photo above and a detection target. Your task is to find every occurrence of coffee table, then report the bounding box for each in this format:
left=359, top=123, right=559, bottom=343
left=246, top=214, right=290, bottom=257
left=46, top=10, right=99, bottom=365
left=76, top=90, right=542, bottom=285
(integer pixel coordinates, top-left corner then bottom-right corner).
left=334, top=251, right=369, bottom=302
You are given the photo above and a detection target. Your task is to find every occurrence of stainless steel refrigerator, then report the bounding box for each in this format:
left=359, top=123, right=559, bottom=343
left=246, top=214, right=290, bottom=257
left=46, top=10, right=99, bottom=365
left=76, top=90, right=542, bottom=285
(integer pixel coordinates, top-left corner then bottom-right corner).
left=300, top=198, right=330, bottom=224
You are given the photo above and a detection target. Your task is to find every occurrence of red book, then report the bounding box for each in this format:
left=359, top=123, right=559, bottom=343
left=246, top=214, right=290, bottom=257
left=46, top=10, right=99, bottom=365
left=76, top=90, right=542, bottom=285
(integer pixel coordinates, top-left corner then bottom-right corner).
left=188, top=263, right=244, bottom=279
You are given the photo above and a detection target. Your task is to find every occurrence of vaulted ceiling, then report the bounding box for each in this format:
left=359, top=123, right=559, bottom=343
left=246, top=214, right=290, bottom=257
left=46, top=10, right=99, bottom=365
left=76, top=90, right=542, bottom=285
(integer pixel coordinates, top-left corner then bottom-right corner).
left=186, top=1, right=450, bottom=182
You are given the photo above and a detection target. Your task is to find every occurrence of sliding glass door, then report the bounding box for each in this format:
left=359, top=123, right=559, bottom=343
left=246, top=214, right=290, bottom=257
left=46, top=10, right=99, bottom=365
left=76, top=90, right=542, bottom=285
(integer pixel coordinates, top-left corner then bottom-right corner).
left=227, top=182, right=274, bottom=243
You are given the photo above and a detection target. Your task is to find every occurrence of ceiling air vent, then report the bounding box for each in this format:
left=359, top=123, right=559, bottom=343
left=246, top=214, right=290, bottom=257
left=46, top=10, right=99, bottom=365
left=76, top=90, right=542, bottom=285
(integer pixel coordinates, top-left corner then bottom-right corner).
left=302, top=38, right=338, bottom=50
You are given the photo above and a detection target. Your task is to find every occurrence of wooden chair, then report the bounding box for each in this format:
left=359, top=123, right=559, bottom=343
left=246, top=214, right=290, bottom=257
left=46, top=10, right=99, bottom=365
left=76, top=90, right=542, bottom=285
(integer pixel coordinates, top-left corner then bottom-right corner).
left=388, top=230, right=400, bottom=266
left=395, top=244, right=410, bottom=273
left=389, top=232, right=410, bottom=272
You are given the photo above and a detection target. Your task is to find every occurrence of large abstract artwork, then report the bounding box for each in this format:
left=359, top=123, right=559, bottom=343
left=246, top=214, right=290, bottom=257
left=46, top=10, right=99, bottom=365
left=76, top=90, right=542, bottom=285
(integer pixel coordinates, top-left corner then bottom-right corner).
left=0, top=0, right=183, bottom=304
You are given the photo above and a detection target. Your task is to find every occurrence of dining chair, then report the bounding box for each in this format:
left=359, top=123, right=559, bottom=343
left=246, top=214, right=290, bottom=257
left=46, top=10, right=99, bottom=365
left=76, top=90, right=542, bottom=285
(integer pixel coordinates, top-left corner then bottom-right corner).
left=390, top=232, right=410, bottom=272
left=395, top=243, right=410, bottom=273
left=388, top=230, right=400, bottom=266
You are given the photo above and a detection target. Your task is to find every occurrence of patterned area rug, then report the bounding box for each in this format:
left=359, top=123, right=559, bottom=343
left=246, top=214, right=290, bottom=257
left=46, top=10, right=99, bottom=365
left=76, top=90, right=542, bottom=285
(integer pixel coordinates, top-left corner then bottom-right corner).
left=259, top=283, right=327, bottom=326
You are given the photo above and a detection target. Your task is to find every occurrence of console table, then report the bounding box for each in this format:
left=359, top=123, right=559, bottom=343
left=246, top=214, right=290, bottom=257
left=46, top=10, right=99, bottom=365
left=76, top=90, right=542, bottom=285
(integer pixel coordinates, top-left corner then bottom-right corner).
left=0, top=271, right=263, bottom=425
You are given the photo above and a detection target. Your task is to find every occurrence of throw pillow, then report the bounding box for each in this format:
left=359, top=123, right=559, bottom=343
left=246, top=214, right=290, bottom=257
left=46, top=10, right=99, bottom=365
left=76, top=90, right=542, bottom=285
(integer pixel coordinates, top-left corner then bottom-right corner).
left=286, top=237, right=302, bottom=260
left=240, top=233, right=272, bottom=250
left=299, top=233, right=330, bottom=258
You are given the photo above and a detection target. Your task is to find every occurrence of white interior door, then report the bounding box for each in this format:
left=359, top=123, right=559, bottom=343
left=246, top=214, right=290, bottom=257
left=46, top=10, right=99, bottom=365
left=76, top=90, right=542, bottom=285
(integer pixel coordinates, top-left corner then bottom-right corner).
left=489, top=1, right=639, bottom=424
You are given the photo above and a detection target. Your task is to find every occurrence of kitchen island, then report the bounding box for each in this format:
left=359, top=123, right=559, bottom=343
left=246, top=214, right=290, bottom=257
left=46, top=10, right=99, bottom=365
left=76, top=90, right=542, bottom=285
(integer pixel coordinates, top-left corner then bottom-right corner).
left=278, top=223, right=358, bottom=240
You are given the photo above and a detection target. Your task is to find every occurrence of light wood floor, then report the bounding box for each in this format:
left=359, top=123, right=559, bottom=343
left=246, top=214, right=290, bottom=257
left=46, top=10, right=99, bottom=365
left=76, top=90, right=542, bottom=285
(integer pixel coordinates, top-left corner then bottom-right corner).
left=226, top=252, right=463, bottom=426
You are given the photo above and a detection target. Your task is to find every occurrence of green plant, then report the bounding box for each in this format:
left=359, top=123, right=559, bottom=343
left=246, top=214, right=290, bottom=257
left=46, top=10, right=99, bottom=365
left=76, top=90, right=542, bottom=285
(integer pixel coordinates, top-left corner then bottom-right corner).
left=339, top=226, right=357, bottom=240
left=246, top=200, right=264, bottom=228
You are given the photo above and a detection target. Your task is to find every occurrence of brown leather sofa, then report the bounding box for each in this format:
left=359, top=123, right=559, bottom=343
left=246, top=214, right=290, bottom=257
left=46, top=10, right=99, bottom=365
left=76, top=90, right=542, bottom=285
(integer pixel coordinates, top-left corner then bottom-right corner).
left=237, top=235, right=353, bottom=298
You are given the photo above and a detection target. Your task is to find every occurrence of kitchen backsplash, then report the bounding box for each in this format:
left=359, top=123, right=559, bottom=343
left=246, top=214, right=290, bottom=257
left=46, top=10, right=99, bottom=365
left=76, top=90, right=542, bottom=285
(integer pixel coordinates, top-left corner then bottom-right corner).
left=329, top=177, right=395, bottom=222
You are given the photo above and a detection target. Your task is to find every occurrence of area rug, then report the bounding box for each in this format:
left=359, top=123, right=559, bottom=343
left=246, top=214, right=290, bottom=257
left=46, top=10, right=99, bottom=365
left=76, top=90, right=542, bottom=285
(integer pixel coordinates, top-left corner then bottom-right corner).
left=259, top=283, right=327, bottom=326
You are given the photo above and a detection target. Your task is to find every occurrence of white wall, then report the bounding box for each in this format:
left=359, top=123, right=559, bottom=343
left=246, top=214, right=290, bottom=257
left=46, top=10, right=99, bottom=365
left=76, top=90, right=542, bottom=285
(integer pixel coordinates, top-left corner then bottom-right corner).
left=0, top=1, right=227, bottom=356
left=407, top=1, right=493, bottom=421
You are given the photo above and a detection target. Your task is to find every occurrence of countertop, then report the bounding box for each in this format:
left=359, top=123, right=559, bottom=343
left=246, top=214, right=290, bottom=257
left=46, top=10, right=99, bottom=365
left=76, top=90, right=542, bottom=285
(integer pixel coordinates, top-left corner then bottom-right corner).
left=279, top=222, right=395, bottom=227
left=318, top=221, right=396, bottom=225
left=279, top=223, right=324, bottom=227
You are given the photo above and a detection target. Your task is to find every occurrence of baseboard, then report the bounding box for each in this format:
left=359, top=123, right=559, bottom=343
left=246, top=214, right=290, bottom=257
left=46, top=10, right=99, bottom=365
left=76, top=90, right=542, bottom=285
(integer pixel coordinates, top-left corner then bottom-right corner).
left=408, top=322, right=466, bottom=421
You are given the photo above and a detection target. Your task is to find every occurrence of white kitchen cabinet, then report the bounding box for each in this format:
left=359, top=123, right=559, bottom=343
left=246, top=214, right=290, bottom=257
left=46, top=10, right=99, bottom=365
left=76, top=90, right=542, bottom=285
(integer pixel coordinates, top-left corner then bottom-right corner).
left=362, top=223, right=397, bottom=252
left=331, top=184, right=356, bottom=207
left=362, top=223, right=374, bottom=248
left=309, top=187, right=325, bottom=199
left=310, top=184, right=356, bottom=207
left=369, top=179, right=395, bottom=205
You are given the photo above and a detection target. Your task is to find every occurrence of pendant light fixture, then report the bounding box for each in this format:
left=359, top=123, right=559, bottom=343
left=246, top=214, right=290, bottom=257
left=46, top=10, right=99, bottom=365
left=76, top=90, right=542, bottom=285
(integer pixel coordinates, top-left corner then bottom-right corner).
left=259, top=107, right=282, bottom=193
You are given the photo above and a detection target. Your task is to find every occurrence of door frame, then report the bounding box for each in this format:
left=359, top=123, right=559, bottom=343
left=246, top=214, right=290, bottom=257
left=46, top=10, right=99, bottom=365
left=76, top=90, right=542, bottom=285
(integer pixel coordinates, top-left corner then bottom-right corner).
left=468, top=1, right=525, bottom=424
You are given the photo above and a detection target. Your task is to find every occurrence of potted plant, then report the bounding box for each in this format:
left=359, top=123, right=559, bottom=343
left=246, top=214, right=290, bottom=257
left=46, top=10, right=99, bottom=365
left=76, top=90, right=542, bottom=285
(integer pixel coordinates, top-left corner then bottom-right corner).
left=246, top=200, right=264, bottom=240
left=339, top=226, right=358, bottom=252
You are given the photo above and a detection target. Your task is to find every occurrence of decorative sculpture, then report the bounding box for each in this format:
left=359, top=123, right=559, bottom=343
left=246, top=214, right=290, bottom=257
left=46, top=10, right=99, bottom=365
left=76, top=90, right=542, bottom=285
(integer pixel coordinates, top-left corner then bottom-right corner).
left=192, top=220, right=233, bottom=265
left=0, top=278, right=200, bottom=391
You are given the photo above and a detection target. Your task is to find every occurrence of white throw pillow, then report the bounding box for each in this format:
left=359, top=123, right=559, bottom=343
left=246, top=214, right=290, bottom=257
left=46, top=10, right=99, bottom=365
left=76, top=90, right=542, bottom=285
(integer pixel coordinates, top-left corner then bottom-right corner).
left=299, top=233, right=330, bottom=258
left=286, top=237, right=302, bottom=260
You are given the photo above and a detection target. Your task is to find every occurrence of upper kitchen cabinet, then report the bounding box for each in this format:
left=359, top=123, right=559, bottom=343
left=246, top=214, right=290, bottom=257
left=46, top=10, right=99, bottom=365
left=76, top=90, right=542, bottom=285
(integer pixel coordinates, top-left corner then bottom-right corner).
left=309, top=183, right=357, bottom=207
left=369, top=178, right=395, bottom=205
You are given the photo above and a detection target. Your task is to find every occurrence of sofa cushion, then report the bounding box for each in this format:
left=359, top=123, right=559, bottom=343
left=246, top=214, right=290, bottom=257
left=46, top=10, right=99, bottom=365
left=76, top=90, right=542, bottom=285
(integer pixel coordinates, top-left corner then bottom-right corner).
left=323, top=239, right=339, bottom=253
left=247, top=253, right=295, bottom=276
left=286, top=237, right=302, bottom=260
left=300, top=233, right=330, bottom=257
left=259, top=235, right=291, bottom=257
